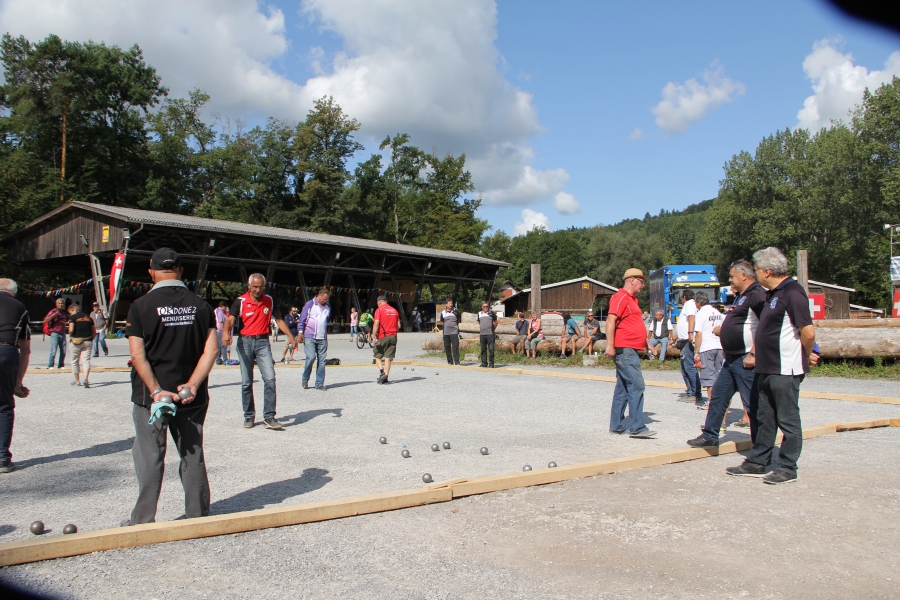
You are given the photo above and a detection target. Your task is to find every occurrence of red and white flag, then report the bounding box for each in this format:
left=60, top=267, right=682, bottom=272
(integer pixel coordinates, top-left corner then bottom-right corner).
left=109, top=253, right=126, bottom=303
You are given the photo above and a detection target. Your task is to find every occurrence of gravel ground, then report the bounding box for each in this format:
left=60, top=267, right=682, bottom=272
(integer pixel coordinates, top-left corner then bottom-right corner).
left=3, top=334, right=899, bottom=598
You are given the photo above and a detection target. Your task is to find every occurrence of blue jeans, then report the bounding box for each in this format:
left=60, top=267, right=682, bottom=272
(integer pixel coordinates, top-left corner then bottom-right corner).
left=679, top=341, right=701, bottom=398
left=0, top=346, right=19, bottom=462
left=700, top=353, right=758, bottom=442
left=92, top=332, right=108, bottom=356
left=648, top=337, right=668, bottom=361
left=302, top=338, right=328, bottom=388
left=236, top=337, right=277, bottom=420
left=610, top=348, right=649, bottom=434
left=48, top=332, right=66, bottom=368
left=216, top=331, right=227, bottom=363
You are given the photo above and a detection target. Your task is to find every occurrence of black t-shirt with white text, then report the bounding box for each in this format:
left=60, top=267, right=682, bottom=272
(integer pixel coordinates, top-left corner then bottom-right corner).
left=0, top=292, right=30, bottom=346
left=754, top=278, right=813, bottom=376
left=719, top=281, right=767, bottom=355
left=125, top=283, right=216, bottom=407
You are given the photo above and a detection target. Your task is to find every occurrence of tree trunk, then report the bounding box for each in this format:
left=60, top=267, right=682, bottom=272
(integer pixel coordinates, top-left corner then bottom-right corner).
left=60, top=99, right=68, bottom=201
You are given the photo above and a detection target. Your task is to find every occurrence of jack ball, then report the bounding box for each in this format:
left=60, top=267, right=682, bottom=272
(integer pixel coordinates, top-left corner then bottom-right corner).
left=442, top=442, right=451, bottom=449
left=422, top=473, right=433, bottom=484
left=548, top=461, right=558, bottom=468
left=379, top=436, right=387, bottom=444
left=63, top=524, right=78, bottom=535
left=480, top=447, right=489, bottom=455
left=401, top=449, right=411, bottom=458
left=30, top=521, right=45, bottom=535
left=431, top=444, right=440, bottom=452
left=523, top=465, right=532, bottom=472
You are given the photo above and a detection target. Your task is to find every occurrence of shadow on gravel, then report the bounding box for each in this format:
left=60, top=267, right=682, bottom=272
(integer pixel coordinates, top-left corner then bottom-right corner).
left=87, top=380, right=129, bottom=388
left=0, top=525, right=16, bottom=535
left=385, top=377, right=425, bottom=385
left=280, top=408, right=343, bottom=428
left=324, top=380, right=371, bottom=389
left=209, top=467, right=332, bottom=514
left=209, top=380, right=257, bottom=389
left=14, top=437, right=135, bottom=470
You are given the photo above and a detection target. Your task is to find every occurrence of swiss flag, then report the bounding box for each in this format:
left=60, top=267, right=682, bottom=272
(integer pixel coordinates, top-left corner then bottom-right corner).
left=109, top=253, right=126, bottom=303
left=893, top=290, right=900, bottom=319
left=809, top=293, right=826, bottom=320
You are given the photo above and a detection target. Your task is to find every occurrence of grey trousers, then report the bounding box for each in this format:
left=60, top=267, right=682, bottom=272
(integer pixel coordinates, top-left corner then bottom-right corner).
left=746, top=373, right=804, bottom=474
left=131, top=402, right=210, bottom=524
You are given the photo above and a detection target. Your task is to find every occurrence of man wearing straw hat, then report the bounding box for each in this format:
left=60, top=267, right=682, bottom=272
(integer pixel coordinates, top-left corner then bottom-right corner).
left=605, top=268, right=657, bottom=438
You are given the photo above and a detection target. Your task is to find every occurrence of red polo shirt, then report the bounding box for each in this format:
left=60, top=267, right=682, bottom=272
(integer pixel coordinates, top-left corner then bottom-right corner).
left=374, top=304, right=400, bottom=339
left=231, top=293, right=279, bottom=336
left=608, top=288, right=645, bottom=350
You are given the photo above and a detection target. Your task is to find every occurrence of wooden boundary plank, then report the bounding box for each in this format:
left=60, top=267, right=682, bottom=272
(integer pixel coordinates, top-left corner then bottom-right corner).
left=24, top=361, right=414, bottom=376
left=1, top=418, right=894, bottom=567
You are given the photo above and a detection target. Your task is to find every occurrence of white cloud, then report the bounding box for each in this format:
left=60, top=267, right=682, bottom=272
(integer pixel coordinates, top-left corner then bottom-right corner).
left=513, top=209, right=551, bottom=236
left=651, top=63, right=745, bottom=132
left=628, top=128, right=647, bottom=141
left=796, top=39, right=900, bottom=131
left=0, top=0, right=569, bottom=208
left=553, top=191, right=581, bottom=215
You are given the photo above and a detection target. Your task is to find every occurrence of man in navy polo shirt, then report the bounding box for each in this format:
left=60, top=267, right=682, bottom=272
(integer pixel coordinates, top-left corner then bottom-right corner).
left=725, top=247, right=817, bottom=485
left=222, top=273, right=297, bottom=430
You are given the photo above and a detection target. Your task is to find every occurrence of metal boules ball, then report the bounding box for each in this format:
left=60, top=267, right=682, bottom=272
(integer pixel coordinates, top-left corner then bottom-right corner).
left=379, top=436, right=387, bottom=444
left=63, top=524, right=78, bottom=535
left=442, top=442, right=451, bottom=450
left=548, top=461, right=558, bottom=468
left=177, top=388, right=192, bottom=401
left=523, top=465, right=532, bottom=472
left=480, top=447, right=489, bottom=455
left=431, top=444, right=440, bottom=452
left=401, top=449, right=411, bottom=458
left=30, top=521, right=45, bottom=535
left=403, top=367, right=406, bottom=370
left=422, top=473, right=433, bottom=484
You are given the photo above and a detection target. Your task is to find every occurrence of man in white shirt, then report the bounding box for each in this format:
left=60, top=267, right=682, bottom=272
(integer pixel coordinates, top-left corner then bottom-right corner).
left=675, top=290, right=701, bottom=402
left=646, top=309, right=674, bottom=362
left=693, top=291, right=724, bottom=406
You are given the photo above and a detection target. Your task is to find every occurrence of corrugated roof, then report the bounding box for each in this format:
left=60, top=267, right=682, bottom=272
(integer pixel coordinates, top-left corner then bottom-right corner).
left=808, top=279, right=856, bottom=293
left=10, top=201, right=510, bottom=267
left=501, top=276, right=618, bottom=302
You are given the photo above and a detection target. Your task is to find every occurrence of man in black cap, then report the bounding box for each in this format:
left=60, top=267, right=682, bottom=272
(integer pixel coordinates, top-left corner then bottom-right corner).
left=0, top=278, right=31, bottom=474
left=122, top=248, right=219, bottom=524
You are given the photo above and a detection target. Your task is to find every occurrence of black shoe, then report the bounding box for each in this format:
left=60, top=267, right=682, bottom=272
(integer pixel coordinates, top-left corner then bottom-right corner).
left=381, top=378, right=390, bottom=384
left=479, top=363, right=488, bottom=368
left=120, top=519, right=132, bottom=527
left=609, top=429, right=627, bottom=435
left=629, top=430, right=657, bottom=439
left=215, top=359, right=223, bottom=365
left=302, top=381, right=309, bottom=389
left=377, top=372, right=387, bottom=384
left=489, top=364, right=495, bottom=368
left=726, top=461, right=766, bottom=477
left=263, top=418, right=284, bottom=430
left=315, top=385, right=327, bottom=391
left=763, top=470, right=797, bottom=485
left=687, top=435, right=718, bottom=447
left=0, top=461, right=13, bottom=474
left=243, top=417, right=255, bottom=429
left=454, top=362, right=461, bottom=365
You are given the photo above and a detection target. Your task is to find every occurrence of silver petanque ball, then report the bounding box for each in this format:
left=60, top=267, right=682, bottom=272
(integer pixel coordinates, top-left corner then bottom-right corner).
left=63, top=524, right=78, bottom=534
left=30, top=521, right=45, bottom=535
left=442, top=442, right=451, bottom=449
left=401, top=449, right=411, bottom=458
left=379, top=436, right=387, bottom=444
left=480, top=447, right=489, bottom=455
left=523, top=465, right=532, bottom=472
left=422, top=473, right=433, bottom=484
left=548, top=461, right=558, bottom=468
left=431, top=444, right=440, bottom=452
left=178, top=388, right=192, bottom=401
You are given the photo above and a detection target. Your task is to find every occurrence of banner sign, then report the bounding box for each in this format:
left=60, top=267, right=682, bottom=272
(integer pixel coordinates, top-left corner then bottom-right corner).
left=809, top=293, right=826, bottom=320
left=891, top=256, right=900, bottom=283
left=109, top=253, right=126, bottom=304
left=893, top=290, right=900, bottom=319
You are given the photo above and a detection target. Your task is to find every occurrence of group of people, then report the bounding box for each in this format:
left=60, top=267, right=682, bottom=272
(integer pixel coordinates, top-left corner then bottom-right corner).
left=606, top=247, right=817, bottom=485
left=41, top=298, right=111, bottom=388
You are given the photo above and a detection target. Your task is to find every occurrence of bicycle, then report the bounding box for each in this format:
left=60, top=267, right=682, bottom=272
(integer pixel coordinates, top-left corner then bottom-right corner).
left=356, top=325, right=374, bottom=349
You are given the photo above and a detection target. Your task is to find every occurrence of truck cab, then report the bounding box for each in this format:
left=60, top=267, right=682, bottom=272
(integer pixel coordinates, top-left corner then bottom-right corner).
left=649, top=265, right=720, bottom=322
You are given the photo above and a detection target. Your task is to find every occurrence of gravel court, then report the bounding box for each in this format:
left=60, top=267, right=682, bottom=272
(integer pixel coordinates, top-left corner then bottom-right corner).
left=3, top=354, right=898, bottom=546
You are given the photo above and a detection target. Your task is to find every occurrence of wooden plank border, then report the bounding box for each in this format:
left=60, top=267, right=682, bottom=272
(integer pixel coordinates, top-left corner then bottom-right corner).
left=1, top=418, right=895, bottom=567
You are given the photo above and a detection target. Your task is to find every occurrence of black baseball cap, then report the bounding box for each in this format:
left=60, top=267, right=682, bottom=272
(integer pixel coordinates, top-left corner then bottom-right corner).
left=150, top=248, right=182, bottom=270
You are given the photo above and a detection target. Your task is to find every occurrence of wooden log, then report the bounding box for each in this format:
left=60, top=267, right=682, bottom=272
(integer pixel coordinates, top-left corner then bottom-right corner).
left=814, top=319, right=900, bottom=328
left=814, top=328, right=900, bottom=358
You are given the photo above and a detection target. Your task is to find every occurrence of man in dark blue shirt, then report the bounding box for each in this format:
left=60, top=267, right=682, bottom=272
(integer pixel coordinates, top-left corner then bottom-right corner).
left=0, top=279, right=31, bottom=474
left=281, top=306, right=300, bottom=363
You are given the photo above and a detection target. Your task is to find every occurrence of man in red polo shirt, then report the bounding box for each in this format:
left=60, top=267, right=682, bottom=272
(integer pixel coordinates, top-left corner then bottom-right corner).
left=605, top=268, right=656, bottom=438
left=372, top=295, right=400, bottom=384
left=222, top=273, right=296, bottom=430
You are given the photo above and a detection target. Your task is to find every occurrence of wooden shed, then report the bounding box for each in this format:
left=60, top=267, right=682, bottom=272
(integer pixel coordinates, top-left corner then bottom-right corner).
left=808, top=279, right=853, bottom=320
left=500, top=276, right=617, bottom=317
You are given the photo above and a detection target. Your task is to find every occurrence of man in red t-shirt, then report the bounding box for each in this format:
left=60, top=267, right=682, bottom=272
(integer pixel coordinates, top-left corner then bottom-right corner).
left=222, top=273, right=297, bottom=430
left=605, top=268, right=656, bottom=438
left=372, top=295, right=400, bottom=384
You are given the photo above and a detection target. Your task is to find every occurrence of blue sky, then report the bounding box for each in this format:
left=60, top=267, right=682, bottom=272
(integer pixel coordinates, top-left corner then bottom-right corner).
left=2, top=0, right=898, bottom=237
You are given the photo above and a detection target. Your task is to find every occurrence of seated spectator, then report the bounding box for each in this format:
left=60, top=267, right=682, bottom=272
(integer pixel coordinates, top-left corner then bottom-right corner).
left=583, top=311, right=602, bottom=354
left=559, top=312, right=583, bottom=358
left=511, top=313, right=528, bottom=355
left=646, top=309, right=674, bottom=362
left=524, top=313, right=542, bottom=358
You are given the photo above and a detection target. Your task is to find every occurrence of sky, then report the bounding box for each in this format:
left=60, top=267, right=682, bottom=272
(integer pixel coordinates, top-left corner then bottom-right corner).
left=1, top=0, right=898, bottom=238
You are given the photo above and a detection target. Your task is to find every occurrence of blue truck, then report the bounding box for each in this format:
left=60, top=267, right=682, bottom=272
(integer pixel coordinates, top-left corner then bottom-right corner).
left=648, top=264, right=721, bottom=322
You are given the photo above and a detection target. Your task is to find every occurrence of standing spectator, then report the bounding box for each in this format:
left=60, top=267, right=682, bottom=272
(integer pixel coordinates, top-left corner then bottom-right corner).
left=524, top=312, right=542, bottom=358
left=583, top=310, right=602, bottom=355
left=281, top=307, right=300, bottom=363
left=123, top=248, right=219, bottom=525
left=605, top=269, right=656, bottom=438
left=223, top=307, right=236, bottom=364
left=438, top=299, right=461, bottom=365
left=675, top=290, right=702, bottom=403
left=90, top=302, right=109, bottom=357
left=214, top=301, right=227, bottom=365
left=411, top=306, right=422, bottom=332
left=349, top=307, right=359, bottom=342
left=512, top=312, right=529, bottom=355
left=726, top=247, right=817, bottom=485
left=646, top=309, right=673, bottom=362
left=688, top=259, right=767, bottom=448
left=477, top=301, right=498, bottom=368
left=693, top=292, right=724, bottom=407
left=298, top=291, right=331, bottom=390
left=67, top=303, right=96, bottom=388
left=0, top=278, right=31, bottom=474
left=43, top=298, right=68, bottom=369
left=222, top=274, right=297, bottom=430
left=373, top=296, right=400, bottom=384
left=560, top=312, right=583, bottom=358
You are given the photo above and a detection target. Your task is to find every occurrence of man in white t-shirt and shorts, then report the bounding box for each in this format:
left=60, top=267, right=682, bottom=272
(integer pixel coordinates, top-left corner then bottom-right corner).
left=693, top=291, right=724, bottom=408
left=676, top=290, right=702, bottom=403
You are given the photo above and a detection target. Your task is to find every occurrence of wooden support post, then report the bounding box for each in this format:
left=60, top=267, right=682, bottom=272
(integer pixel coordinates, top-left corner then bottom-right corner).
left=367, top=273, right=383, bottom=311
left=531, top=263, right=541, bottom=316
left=196, top=236, right=212, bottom=292
left=797, top=250, right=808, bottom=294
left=452, top=280, right=460, bottom=303
left=88, top=253, right=108, bottom=319
left=348, top=275, right=363, bottom=314
left=428, top=282, right=437, bottom=303
left=323, top=250, right=338, bottom=288
left=265, top=246, right=278, bottom=286
left=485, top=268, right=498, bottom=307
left=391, top=278, right=411, bottom=332
left=462, top=282, right=473, bottom=313
left=297, top=271, right=309, bottom=304
left=239, top=266, right=248, bottom=288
